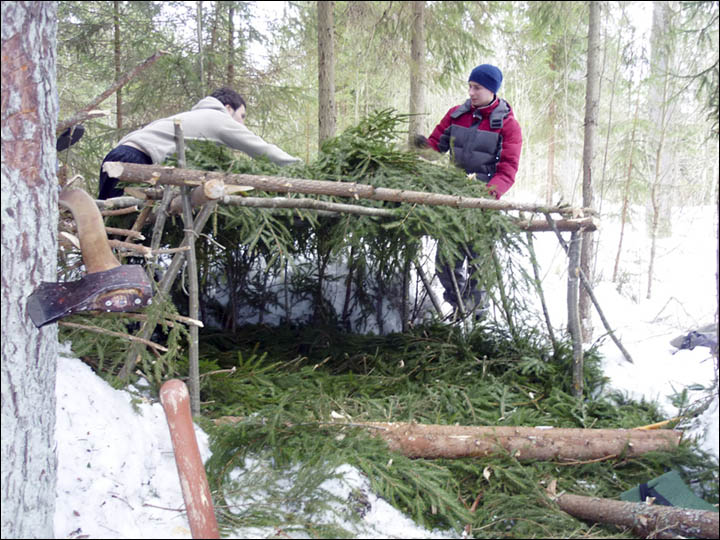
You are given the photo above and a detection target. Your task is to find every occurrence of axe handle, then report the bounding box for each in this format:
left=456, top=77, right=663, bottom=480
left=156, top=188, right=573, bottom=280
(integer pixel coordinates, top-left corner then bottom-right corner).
left=160, top=380, right=219, bottom=539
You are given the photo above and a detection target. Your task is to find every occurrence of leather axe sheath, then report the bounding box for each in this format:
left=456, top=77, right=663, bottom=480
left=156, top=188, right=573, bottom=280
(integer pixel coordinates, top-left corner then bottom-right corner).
left=27, top=188, right=153, bottom=327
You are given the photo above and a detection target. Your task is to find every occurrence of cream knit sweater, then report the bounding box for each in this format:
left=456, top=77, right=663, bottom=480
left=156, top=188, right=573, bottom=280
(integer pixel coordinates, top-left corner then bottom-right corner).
left=117, top=96, right=300, bottom=166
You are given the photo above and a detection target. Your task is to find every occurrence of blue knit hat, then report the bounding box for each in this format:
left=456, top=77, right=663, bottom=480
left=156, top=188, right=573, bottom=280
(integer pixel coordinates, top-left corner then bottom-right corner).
left=468, top=64, right=503, bottom=94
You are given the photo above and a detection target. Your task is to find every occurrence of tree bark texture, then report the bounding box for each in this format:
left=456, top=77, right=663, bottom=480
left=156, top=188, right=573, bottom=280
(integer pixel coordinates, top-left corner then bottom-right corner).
left=103, top=162, right=595, bottom=217
left=362, top=422, right=681, bottom=461
left=554, top=492, right=719, bottom=539
left=215, top=417, right=681, bottom=462
left=1, top=2, right=59, bottom=537
left=579, top=0, right=601, bottom=341
left=113, top=0, right=122, bottom=130
left=227, top=4, right=235, bottom=86
left=408, top=1, right=426, bottom=143
left=317, top=1, right=336, bottom=145
left=567, top=231, right=584, bottom=397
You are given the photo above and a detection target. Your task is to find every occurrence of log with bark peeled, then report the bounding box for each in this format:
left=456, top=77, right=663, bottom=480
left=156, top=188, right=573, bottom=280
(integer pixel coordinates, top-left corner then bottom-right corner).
left=212, top=417, right=681, bottom=462
left=359, top=422, right=681, bottom=462
left=552, top=491, right=719, bottom=539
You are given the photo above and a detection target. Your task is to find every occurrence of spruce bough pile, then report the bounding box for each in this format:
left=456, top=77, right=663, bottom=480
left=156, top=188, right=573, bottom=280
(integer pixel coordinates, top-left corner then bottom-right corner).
left=61, top=111, right=718, bottom=538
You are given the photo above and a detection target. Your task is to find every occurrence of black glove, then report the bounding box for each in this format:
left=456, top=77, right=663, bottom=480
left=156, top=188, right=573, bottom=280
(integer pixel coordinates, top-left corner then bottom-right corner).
left=413, top=134, right=430, bottom=149
left=437, top=126, right=452, bottom=153
left=56, top=124, right=85, bottom=152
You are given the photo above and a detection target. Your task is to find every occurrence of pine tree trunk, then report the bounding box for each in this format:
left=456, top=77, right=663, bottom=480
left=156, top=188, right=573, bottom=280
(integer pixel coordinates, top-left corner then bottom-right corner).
left=197, top=1, right=204, bottom=94
left=114, top=0, right=122, bottom=130
left=579, top=0, right=601, bottom=341
left=227, top=4, right=234, bottom=86
left=567, top=231, right=584, bottom=398
left=1, top=2, right=59, bottom=537
left=317, top=1, right=336, bottom=145
left=408, top=1, right=426, bottom=143
left=207, top=1, right=221, bottom=88
left=554, top=492, right=719, bottom=539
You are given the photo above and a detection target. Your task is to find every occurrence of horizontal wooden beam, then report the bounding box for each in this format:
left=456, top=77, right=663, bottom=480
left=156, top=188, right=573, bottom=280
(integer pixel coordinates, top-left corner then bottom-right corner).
left=103, top=162, right=596, bottom=217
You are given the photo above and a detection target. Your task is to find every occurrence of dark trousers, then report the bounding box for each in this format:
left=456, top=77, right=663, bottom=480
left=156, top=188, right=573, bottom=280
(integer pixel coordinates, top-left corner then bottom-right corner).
left=98, top=145, right=152, bottom=200
left=436, top=243, right=487, bottom=313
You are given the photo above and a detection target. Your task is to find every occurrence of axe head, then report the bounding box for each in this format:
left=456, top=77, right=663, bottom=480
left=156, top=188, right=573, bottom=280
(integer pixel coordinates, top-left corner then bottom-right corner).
left=27, top=265, right=153, bottom=328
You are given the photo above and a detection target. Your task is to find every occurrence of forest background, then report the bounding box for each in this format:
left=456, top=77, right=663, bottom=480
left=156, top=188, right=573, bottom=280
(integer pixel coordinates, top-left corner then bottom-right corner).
left=57, top=0, right=718, bottom=213
left=2, top=1, right=719, bottom=538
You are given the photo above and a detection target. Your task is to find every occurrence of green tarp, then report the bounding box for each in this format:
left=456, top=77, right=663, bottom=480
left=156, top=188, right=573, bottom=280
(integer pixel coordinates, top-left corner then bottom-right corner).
left=621, top=470, right=718, bottom=512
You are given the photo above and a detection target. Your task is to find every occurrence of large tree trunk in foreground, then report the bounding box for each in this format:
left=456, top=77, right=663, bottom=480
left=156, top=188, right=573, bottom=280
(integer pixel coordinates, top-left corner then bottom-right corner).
left=1, top=2, right=59, bottom=537
left=554, top=492, right=719, bottom=539
left=103, top=162, right=595, bottom=216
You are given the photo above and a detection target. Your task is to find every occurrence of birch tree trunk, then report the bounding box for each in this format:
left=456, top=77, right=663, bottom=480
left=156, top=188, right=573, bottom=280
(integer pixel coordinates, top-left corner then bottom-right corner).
left=579, top=0, right=601, bottom=342
left=1, top=2, right=59, bottom=537
left=317, top=1, right=336, bottom=145
left=408, top=1, right=426, bottom=143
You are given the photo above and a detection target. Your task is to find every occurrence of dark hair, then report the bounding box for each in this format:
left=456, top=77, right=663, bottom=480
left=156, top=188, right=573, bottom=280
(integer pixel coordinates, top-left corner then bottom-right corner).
left=210, top=87, right=246, bottom=111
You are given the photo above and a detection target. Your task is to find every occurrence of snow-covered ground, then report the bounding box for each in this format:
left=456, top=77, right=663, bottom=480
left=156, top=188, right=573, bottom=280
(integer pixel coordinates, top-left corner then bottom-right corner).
left=53, top=200, right=718, bottom=538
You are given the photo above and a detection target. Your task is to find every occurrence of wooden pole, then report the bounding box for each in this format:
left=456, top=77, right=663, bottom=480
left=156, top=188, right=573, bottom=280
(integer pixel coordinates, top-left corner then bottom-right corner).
left=525, top=229, right=560, bottom=358
left=175, top=119, right=202, bottom=416
left=120, top=202, right=217, bottom=380
left=567, top=231, right=584, bottom=398
left=102, top=162, right=596, bottom=217
left=545, top=213, right=634, bottom=364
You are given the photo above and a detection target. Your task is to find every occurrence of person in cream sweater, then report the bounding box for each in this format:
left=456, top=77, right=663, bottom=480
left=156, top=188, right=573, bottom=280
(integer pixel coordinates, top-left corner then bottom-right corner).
left=98, top=87, right=301, bottom=199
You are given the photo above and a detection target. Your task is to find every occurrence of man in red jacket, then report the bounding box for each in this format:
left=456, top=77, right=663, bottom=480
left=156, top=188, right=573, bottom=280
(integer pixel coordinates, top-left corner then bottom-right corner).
left=415, top=64, right=523, bottom=319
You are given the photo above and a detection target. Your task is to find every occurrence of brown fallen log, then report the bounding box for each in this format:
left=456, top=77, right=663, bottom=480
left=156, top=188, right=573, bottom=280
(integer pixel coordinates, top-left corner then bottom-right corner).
left=212, top=417, right=680, bottom=462
left=359, top=422, right=681, bottom=461
left=553, top=492, right=719, bottom=539
left=102, top=161, right=595, bottom=217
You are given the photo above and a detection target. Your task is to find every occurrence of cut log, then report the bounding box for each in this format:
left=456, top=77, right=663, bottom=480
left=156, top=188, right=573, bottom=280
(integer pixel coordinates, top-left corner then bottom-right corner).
left=553, top=492, right=719, bottom=539
left=360, top=422, right=680, bottom=461
left=213, top=417, right=681, bottom=462
left=169, top=178, right=226, bottom=215
left=103, top=162, right=595, bottom=217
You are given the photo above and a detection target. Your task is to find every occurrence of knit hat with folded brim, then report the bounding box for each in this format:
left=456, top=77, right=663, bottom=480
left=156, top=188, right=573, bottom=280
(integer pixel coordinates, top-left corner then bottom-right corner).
left=468, top=64, right=503, bottom=94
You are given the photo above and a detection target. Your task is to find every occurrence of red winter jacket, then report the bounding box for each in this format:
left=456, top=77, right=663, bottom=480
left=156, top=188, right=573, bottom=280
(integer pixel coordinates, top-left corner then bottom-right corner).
left=427, top=98, right=522, bottom=199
